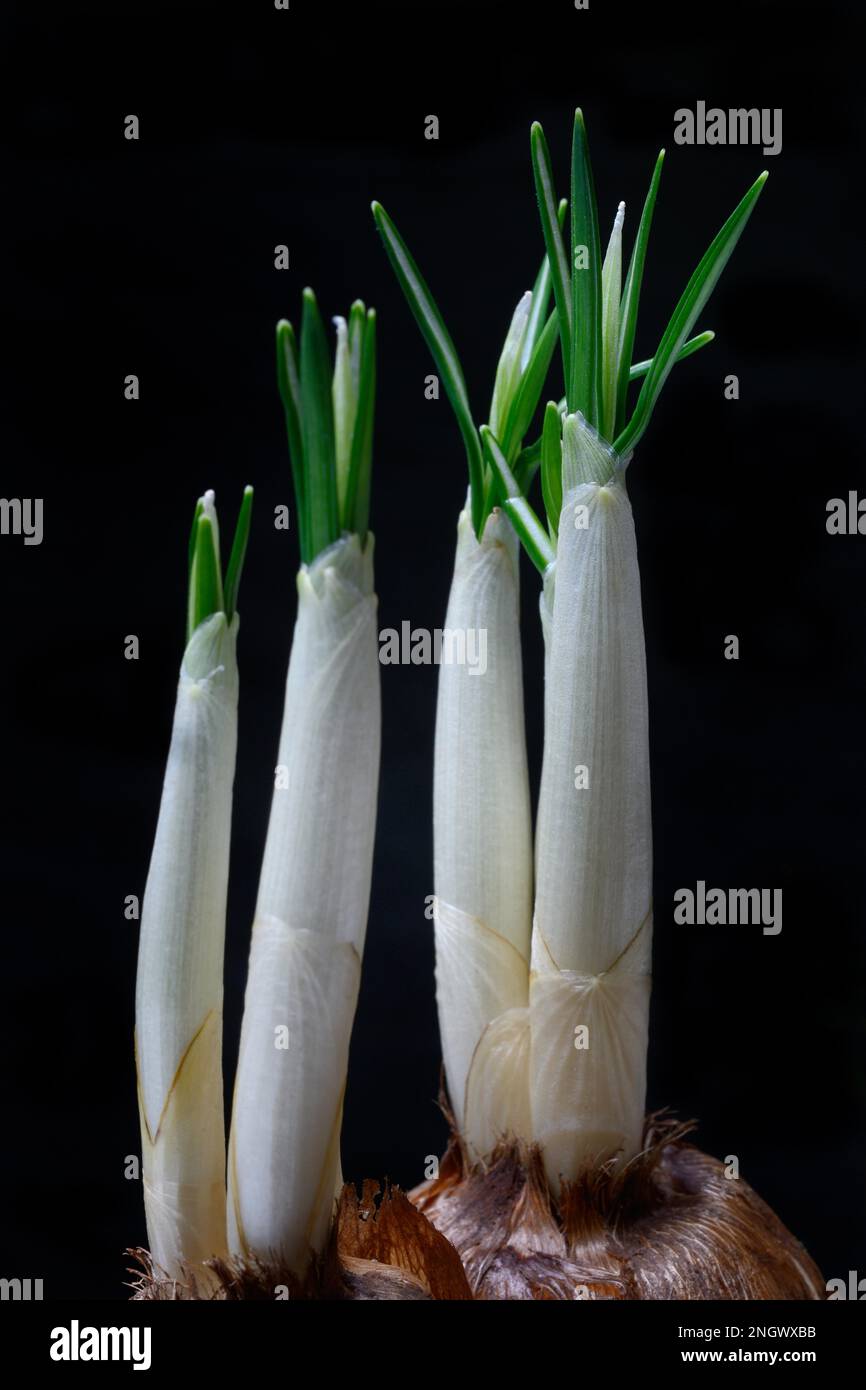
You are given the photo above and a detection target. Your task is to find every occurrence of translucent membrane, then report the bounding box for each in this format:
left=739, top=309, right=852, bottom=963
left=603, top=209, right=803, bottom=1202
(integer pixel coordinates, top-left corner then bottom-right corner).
left=531, top=415, right=652, bottom=1188
left=135, top=612, right=239, bottom=1280
left=433, top=504, right=533, bottom=1156
left=228, top=534, right=380, bottom=1273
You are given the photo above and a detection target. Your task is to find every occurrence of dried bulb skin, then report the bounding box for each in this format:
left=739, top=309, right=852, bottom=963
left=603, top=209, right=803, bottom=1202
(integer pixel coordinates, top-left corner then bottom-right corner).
left=128, top=1115, right=822, bottom=1300
left=325, top=1181, right=472, bottom=1300
left=411, top=1116, right=824, bottom=1301
left=128, top=1181, right=472, bottom=1301
left=128, top=1119, right=822, bottom=1300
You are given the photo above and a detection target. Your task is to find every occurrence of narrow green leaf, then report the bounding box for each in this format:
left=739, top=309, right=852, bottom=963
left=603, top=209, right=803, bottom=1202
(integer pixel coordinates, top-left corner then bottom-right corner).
left=569, top=109, right=603, bottom=426
left=500, top=310, right=559, bottom=463
left=523, top=197, right=567, bottom=369
left=275, top=318, right=308, bottom=562
left=300, top=287, right=339, bottom=560
left=332, top=316, right=356, bottom=522
left=490, top=292, right=532, bottom=440
left=482, top=426, right=555, bottom=575
left=615, top=171, right=768, bottom=456
left=501, top=496, right=556, bottom=575
left=614, top=149, right=665, bottom=438
left=629, top=330, right=714, bottom=381
left=187, top=513, right=223, bottom=641
left=531, top=124, right=573, bottom=389
left=187, top=497, right=204, bottom=579
left=540, top=400, right=563, bottom=537
left=348, top=299, right=366, bottom=392
left=224, top=485, right=254, bottom=624
left=600, top=202, right=625, bottom=441
left=372, top=200, right=484, bottom=534
left=343, top=308, right=376, bottom=542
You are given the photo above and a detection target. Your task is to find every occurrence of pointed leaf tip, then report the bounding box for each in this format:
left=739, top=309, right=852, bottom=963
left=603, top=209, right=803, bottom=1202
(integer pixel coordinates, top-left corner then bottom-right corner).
left=224, top=485, right=254, bottom=623
left=187, top=510, right=224, bottom=640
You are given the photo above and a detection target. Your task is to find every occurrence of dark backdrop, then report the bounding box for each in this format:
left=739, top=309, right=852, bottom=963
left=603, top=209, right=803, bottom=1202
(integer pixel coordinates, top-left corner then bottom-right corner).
left=3, top=0, right=864, bottom=1299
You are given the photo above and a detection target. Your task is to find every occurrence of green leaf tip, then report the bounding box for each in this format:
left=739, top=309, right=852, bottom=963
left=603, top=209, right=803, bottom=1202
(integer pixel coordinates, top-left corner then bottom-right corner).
left=543, top=111, right=763, bottom=454
left=186, top=486, right=254, bottom=642
left=376, top=180, right=565, bottom=541
left=187, top=497, right=205, bottom=579
left=342, top=305, right=377, bottom=544
left=540, top=399, right=564, bottom=538
left=628, top=329, right=715, bottom=381
left=614, top=166, right=767, bottom=456
left=569, top=107, right=603, bottom=425
left=371, top=197, right=484, bottom=535
left=614, top=147, right=665, bottom=437
left=224, top=485, right=254, bottom=624
left=531, top=120, right=573, bottom=399
left=187, top=497, right=222, bottom=641
left=276, top=316, right=307, bottom=562
left=277, top=291, right=376, bottom=564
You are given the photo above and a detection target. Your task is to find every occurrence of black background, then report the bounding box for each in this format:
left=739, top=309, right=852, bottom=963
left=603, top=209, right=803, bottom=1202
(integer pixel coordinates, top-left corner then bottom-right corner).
left=2, top=0, right=864, bottom=1300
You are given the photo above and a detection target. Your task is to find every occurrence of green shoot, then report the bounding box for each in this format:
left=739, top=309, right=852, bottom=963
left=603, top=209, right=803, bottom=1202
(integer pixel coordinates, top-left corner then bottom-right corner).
left=517, top=330, right=713, bottom=463
left=482, top=427, right=555, bottom=575
left=513, top=113, right=767, bottom=561
left=540, top=401, right=563, bottom=539
left=187, top=487, right=254, bottom=641
left=523, top=197, right=567, bottom=369
left=277, top=291, right=376, bottom=563
left=531, top=123, right=573, bottom=389
left=499, top=311, right=559, bottom=466
left=188, top=513, right=222, bottom=642
left=332, top=316, right=354, bottom=521
left=300, top=289, right=339, bottom=560
left=614, top=171, right=768, bottom=456
left=490, top=293, right=532, bottom=441
left=187, top=496, right=205, bottom=576
left=479, top=305, right=559, bottom=533
left=600, top=202, right=625, bottom=441
left=372, top=200, right=484, bottom=535
left=569, top=110, right=603, bottom=426
left=615, top=149, right=665, bottom=437
left=372, top=199, right=563, bottom=541
left=343, top=308, right=377, bottom=545
left=224, top=485, right=254, bottom=624
left=348, top=299, right=366, bottom=387
left=629, top=330, right=714, bottom=382
left=276, top=319, right=307, bottom=561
